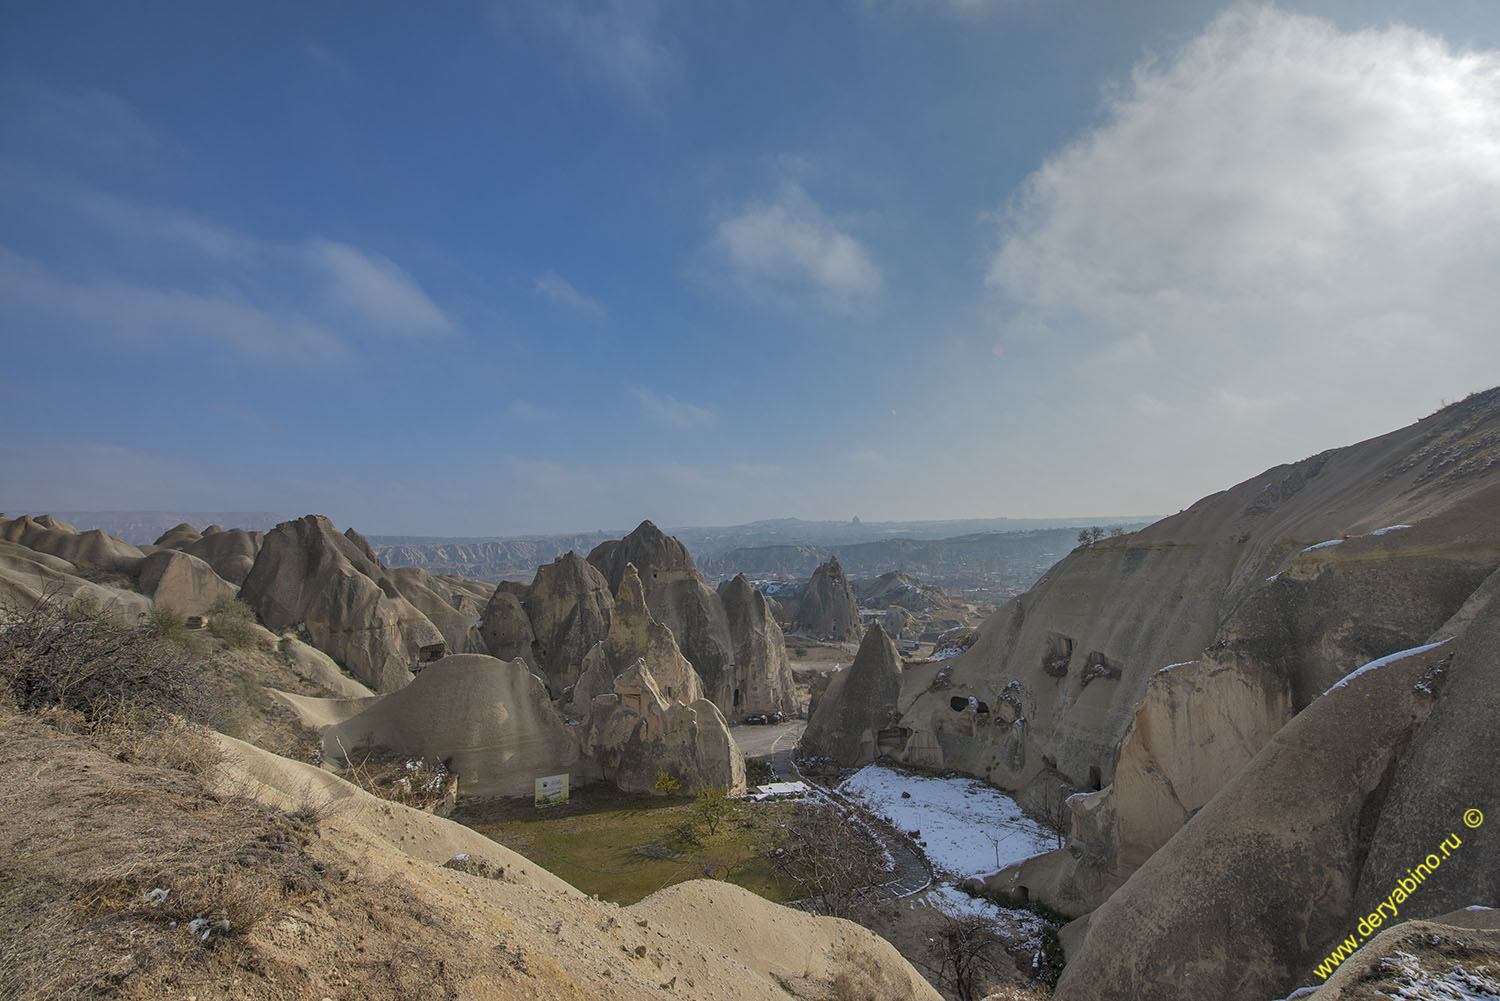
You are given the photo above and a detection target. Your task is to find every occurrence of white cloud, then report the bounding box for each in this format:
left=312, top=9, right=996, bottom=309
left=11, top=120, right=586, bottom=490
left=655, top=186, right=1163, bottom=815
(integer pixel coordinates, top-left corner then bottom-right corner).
left=632, top=387, right=715, bottom=429
left=531, top=0, right=673, bottom=106
left=851, top=448, right=888, bottom=467
left=984, top=5, right=1500, bottom=484
left=0, top=248, right=352, bottom=365
left=533, top=270, right=604, bottom=314
left=307, top=238, right=453, bottom=337
left=714, top=184, right=883, bottom=313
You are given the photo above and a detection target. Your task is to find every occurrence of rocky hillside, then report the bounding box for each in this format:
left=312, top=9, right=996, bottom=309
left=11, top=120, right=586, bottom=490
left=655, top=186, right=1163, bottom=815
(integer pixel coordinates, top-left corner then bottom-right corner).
left=853, top=387, right=1500, bottom=1001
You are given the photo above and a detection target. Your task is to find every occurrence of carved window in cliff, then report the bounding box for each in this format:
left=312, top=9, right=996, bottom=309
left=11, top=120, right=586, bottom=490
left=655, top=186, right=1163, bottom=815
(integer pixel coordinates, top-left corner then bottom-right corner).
left=1042, top=633, right=1074, bottom=678
left=1088, top=765, right=1102, bottom=792
left=1079, top=652, right=1122, bottom=687
left=734, top=688, right=742, bottom=708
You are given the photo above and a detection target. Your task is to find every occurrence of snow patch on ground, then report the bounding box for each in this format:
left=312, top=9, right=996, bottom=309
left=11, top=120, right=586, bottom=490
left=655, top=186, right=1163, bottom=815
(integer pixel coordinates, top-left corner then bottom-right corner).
left=1303, top=538, right=1345, bottom=552
left=839, top=765, right=1054, bottom=878
left=1368, top=949, right=1500, bottom=1000
left=917, top=885, right=1048, bottom=946
left=1158, top=661, right=1194, bottom=674
left=1371, top=524, right=1413, bottom=536
left=1324, top=638, right=1453, bottom=695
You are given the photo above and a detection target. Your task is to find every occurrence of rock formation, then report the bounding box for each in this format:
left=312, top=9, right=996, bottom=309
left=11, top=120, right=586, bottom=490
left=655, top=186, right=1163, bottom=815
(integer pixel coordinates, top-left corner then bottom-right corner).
left=587, top=521, right=738, bottom=709
left=239, top=515, right=445, bottom=692
left=717, top=573, right=796, bottom=716
left=1, top=515, right=145, bottom=572
left=478, top=581, right=536, bottom=667
left=156, top=523, right=265, bottom=585
left=799, top=623, right=904, bottom=767
left=892, top=388, right=1500, bottom=833
left=0, top=538, right=152, bottom=621
left=579, top=659, right=745, bottom=795
left=386, top=566, right=487, bottom=656
left=521, top=551, right=614, bottom=695
left=795, top=556, right=862, bottom=641
left=599, top=564, right=705, bottom=706
left=1054, top=637, right=1464, bottom=1001
left=322, top=654, right=579, bottom=799
left=135, top=548, right=239, bottom=617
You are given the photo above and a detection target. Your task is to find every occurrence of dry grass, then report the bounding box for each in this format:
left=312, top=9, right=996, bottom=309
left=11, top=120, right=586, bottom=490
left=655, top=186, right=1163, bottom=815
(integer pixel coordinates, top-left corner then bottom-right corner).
left=0, top=705, right=323, bottom=1001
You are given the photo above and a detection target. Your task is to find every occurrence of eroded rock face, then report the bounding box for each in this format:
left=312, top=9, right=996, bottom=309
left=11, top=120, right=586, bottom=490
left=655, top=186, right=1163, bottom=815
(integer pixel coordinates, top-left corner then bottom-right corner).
left=525, top=552, right=614, bottom=695
left=0, top=516, right=145, bottom=572
left=239, top=515, right=444, bottom=692
left=799, top=623, right=904, bottom=767
left=580, top=660, right=745, bottom=795
left=0, top=538, right=152, bottom=621
left=386, top=566, right=487, bottom=657
left=893, top=388, right=1500, bottom=838
left=136, top=548, right=238, bottom=617
left=718, top=573, right=796, bottom=716
left=795, top=557, right=862, bottom=641
left=158, top=524, right=265, bottom=585
left=478, top=582, right=536, bottom=668
left=323, top=654, right=578, bottom=798
left=1055, top=639, right=1459, bottom=1001
left=588, top=521, right=737, bottom=710
left=604, top=565, right=705, bottom=706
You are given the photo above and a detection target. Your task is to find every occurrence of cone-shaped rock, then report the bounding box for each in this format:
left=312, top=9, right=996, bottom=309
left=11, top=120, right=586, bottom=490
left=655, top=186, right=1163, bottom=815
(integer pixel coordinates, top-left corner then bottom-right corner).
left=525, top=551, right=614, bottom=695
left=240, top=515, right=445, bottom=692
left=386, top=565, right=488, bottom=656
left=795, top=556, right=862, bottom=641
left=799, top=622, right=903, bottom=767
left=587, top=520, right=737, bottom=709
left=718, top=573, right=795, bottom=716
left=479, top=581, right=537, bottom=668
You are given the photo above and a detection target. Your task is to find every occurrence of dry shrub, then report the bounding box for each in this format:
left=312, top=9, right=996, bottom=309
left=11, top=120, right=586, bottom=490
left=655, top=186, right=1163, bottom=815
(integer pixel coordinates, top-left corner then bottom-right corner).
left=206, top=595, right=259, bottom=649
left=0, top=592, right=211, bottom=729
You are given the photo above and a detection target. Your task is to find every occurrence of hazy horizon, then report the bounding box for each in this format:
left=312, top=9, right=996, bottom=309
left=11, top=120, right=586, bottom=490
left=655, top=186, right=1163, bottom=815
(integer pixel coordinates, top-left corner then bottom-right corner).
left=5, top=2, right=1500, bottom=536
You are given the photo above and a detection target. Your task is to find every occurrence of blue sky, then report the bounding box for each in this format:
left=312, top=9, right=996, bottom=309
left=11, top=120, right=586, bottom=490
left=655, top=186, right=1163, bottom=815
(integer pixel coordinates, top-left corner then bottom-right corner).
left=3, top=1, right=1499, bottom=536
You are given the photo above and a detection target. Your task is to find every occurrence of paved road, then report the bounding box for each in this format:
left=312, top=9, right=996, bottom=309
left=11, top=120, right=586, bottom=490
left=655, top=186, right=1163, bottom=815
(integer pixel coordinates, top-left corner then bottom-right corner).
left=729, top=719, right=805, bottom=773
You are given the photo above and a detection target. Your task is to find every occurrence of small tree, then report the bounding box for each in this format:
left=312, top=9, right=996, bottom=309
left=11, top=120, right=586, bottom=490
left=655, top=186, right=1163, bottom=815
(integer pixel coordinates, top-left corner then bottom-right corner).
left=1088, top=526, right=1105, bottom=544
left=1109, top=526, right=1126, bottom=538
left=922, top=912, right=1010, bottom=1001
left=653, top=769, right=682, bottom=795
left=773, top=802, right=888, bottom=917
left=693, top=783, right=734, bottom=836
left=1076, top=529, right=1090, bottom=547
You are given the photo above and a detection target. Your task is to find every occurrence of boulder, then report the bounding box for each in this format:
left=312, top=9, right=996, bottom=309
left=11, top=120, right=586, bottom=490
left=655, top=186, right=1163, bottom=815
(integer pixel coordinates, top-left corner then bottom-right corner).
left=795, top=556, right=862, bottom=641
left=525, top=551, right=614, bottom=695
left=239, top=515, right=445, bottom=692
left=323, top=654, right=578, bottom=799
left=799, top=623, right=904, bottom=767
left=588, top=521, right=738, bottom=710
left=135, top=548, right=238, bottom=617
left=718, top=573, right=796, bottom=716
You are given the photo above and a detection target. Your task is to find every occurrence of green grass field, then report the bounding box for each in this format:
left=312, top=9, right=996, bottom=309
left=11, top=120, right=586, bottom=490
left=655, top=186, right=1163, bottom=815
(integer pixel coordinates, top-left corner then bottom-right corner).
left=452, top=786, right=803, bottom=905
